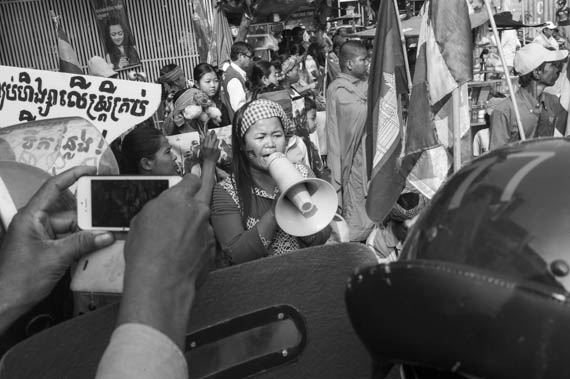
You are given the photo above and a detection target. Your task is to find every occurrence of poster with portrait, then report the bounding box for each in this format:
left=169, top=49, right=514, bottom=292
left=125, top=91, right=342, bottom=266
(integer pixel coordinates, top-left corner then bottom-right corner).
left=90, top=0, right=141, bottom=71
left=166, top=125, right=232, bottom=175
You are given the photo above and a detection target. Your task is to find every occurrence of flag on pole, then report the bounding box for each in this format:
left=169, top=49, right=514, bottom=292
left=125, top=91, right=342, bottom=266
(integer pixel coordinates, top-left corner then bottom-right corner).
left=364, top=0, right=416, bottom=224
left=50, top=11, right=83, bottom=74
left=365, top=0, right=473, bottom=223
left=405, top=0, right=472, bottom=197
left=209, top=5, right=233, bottom=67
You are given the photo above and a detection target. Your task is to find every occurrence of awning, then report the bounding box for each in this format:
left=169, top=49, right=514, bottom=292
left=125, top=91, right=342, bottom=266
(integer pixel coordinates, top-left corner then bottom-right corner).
left=349, top=15, right=421, bottom=38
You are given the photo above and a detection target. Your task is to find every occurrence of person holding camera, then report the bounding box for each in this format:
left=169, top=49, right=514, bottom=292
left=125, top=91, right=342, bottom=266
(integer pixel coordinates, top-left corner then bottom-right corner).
left=0, top=166, right=215, bottom=378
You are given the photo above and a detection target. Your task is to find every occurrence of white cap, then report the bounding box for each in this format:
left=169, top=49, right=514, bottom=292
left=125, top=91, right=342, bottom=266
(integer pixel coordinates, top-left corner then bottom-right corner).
left=543, top=21, right=558, bottom=30
left=88, top=56, right=117, bottom=78
left=513, top=43, right=568, bottom=75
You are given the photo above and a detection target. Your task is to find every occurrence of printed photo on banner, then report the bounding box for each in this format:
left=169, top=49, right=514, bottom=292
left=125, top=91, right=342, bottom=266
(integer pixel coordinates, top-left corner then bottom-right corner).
left=0, top=65, right=161, bottom=142
left=90, top=0, right=141, bottom=71
left=167, top=125, right=232, bottom=175
left=0, top=117, right=119, bottom=177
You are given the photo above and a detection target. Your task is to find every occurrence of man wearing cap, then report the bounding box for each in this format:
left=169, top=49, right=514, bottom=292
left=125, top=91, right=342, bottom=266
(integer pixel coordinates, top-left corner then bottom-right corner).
left=326, top=40, right=373, bottom=242
left=490, top=43, right=569, bottom=149
left=533, top=21, right=560, bottom=50
left=221, top=41, right=254, bottom=122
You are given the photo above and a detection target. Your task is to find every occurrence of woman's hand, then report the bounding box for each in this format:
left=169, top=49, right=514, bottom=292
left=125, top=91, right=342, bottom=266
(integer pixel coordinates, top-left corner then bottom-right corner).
left=118, top=56, right=129, bottom=69
left=299, top=224, right=332, bottom=247
left=200, top=130, right=221, bottom=163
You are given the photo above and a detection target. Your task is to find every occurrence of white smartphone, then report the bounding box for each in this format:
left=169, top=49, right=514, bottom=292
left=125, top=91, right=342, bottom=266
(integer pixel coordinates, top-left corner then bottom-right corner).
left=76, top=176, right=182, bottom=231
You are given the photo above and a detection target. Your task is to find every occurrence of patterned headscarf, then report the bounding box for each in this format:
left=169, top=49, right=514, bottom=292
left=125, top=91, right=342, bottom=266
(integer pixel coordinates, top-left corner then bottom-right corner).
left=156, top=65, right=184, bottom=84
left=239, top=99, right=293, bottom=138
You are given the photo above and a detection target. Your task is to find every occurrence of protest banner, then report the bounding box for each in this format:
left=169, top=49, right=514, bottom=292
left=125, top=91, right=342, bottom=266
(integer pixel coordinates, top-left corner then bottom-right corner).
left=0, top=65, right=161, bottom=142
left=166, top=125, right=232, bottom=175
left=0, top=117, right=119, bottom=176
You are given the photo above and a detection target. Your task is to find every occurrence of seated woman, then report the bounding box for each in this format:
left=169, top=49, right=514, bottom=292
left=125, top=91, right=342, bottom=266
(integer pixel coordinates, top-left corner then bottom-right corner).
left=119, top=125, right=219, bottom=203
left=210, top=99, right=331, bottom=267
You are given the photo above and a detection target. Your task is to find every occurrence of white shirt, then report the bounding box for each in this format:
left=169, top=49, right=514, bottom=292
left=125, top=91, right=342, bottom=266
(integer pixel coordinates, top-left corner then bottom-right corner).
left=226, top=62, right=248, bottom=112
left=533, top=32, right=560, bottom=50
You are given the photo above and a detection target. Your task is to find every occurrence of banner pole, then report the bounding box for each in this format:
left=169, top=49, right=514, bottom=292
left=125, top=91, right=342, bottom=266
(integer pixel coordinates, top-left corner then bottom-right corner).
left=392, top=0, right=412, bottom=92
left=452, top=86, right=463, bottom=172
left=483, top=0, right=526, bottom=140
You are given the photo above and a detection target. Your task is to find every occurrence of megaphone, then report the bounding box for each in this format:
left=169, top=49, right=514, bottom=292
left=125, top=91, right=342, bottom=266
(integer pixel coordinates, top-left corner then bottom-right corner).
left=268, top=153, right=338, bottom=237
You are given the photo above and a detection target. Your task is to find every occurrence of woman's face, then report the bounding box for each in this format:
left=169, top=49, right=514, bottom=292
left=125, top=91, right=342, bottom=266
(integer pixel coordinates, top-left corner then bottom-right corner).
left=306, top=109, right=317, bottom=133
left=109, top=24, right=124, bottom=46
left=147, top=136, right=178, bottom=175
left=198, top=72, right=220, bottom=98
left=286, top=65, right=300, bottom=84
left=170, top=72, right=187, bottom=93
left=265, top=66, right=280, bottom=86
left=243, top=117, right=286, bottom=171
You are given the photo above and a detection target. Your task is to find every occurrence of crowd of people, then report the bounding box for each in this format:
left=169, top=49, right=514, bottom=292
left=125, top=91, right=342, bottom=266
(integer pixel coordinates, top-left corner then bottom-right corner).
left=4, top=11, right=570, bottom=378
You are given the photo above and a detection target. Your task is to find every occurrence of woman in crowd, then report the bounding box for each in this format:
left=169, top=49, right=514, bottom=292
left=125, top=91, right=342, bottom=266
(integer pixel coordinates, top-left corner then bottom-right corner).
left=119, top=125, right=179, bottom=176
left=210, top=99, right=331, bottom=267
left=249, top=60, right=281, bottom=100
left=193, top=63, right=231, bottom=127
left=156, top=63, right=189, bottom=120
left=119, top=124, right=220, bottom=204
left=104, top=17, right=140, bottom=70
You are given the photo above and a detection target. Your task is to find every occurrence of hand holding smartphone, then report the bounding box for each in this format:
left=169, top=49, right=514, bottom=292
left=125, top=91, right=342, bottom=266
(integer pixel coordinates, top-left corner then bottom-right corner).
left=76, top=176, right=181, bottom=231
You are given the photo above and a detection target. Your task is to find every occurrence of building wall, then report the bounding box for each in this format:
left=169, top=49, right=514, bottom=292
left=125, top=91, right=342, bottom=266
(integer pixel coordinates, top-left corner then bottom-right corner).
left=522, top=0, right=556, bottom=26
left=0, top=0, right=215, bottom=83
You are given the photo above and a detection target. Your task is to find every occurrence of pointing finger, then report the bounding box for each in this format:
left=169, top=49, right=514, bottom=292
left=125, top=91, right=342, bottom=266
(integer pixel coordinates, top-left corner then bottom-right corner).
left=26, top=166, right=96, bottom=214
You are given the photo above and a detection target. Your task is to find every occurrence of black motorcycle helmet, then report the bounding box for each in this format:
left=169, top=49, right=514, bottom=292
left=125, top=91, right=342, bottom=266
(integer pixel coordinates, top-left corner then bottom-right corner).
left=346, top=138, right=570, bottom=379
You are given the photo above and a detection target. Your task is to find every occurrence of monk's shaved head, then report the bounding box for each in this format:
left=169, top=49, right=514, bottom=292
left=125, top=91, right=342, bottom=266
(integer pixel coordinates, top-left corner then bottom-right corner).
left=339, top=41, right=367, bottom=71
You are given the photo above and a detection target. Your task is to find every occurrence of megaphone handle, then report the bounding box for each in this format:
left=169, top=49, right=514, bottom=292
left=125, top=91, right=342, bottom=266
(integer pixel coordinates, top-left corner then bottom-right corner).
left=286, top=183, right=315, bottom=214
left=298, top=223, right=332, bottom=247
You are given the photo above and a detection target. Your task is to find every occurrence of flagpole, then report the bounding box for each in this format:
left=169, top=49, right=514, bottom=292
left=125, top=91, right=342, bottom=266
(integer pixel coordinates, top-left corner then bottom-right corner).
left=483, top=0, right=526, bottom=140
left=452, top=87, right=462, bottom=172
left=392, top=0, right=412, bottom=92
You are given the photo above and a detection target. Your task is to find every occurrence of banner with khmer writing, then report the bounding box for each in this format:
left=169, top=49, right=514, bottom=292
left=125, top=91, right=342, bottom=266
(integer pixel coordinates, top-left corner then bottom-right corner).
left=0, top=65, right=161, bottom=142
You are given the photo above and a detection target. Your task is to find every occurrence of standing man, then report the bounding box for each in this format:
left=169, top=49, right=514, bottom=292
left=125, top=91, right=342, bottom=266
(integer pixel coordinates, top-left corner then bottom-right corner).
left=221, top=41, right=254, bottom=121
left=533, top=21, right=560, bottom=50
left=326, top=40, right=374, bottom=242
left=490, top=43, right=568, bottom=149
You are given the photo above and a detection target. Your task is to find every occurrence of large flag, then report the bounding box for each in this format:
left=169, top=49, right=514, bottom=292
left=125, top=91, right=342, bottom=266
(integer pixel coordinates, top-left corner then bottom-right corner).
left=209, top=5, right=233, bottom=67
left=50, top=11, right=83, bottom=75
left=405, top=0, right=472, bottom=197
left=365, top=0, right=473, bottom=223
left=364, top=0, right=416, bottom=224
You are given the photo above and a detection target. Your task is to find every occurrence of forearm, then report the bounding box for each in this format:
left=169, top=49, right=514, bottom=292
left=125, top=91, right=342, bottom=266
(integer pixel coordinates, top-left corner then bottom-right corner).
left=195, top=160, right=217, bottom=204
left=220, top=213, right=278, bottom=264
left=0, top=299, right=28, bottom=337
left=0, top=279, right=36, bottom=336
left=118, top=273, right=196, bottom=350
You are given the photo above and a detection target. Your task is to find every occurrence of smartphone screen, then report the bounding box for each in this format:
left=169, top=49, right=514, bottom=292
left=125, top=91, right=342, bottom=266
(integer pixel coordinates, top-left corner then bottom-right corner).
left=91, top=179, right=170, bottom=228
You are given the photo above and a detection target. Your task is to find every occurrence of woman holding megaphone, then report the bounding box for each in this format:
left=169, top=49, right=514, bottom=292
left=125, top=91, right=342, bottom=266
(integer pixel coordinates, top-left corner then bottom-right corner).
left=211, top=99, right=331, bottom=267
